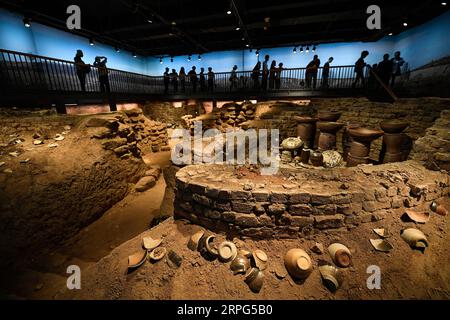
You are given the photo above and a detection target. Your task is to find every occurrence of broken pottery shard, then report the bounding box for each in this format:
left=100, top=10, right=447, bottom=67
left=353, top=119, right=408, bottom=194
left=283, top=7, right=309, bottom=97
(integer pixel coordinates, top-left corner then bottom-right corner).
left=34, top=140, right=44, bottom=145
left=9, top=152, right=20, bottom=157
left=0, top=162, right=5, bottom=167
left=404, top=209, right=430, bottom=224
left=128, top=250, right=147, bottom=270
left=319, top=265, right=341, bottom=292
left=149, top=247, right=167, bottom=262
left=54, top=134, right=65, bottom=141
left=373, top=228, right=391, bottom=238
left=3, top=168, right=13, bottom=174
left=20, top=158, right=30, bottom=164
left=370, top=239, right=393, bottom=252
left=64, top=125, right=72, bottom=131
left=401, top=228, right=428, bottom=251
left=311, top=242, right=324, bottom=254
left=48, top=143, right=59, bottom=148
left=142, top=237, right=162, bottom=251
left=135, top=176, right=156, bottom=192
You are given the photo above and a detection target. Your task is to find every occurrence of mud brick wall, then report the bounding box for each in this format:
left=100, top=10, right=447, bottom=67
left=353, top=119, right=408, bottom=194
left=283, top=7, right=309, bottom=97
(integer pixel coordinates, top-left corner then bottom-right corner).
left=0, top=109, right=79, bottom=136
left=411, top=109, right=450, bottom=171
left=142, top=101, right=200, bottom=127
left=173, top=162, right=450, bottom=239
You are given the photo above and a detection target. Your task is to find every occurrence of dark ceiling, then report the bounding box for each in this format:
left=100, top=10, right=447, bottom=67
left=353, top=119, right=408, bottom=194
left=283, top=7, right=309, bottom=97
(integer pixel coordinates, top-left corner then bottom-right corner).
left=1, top=0, right=449, bottom=57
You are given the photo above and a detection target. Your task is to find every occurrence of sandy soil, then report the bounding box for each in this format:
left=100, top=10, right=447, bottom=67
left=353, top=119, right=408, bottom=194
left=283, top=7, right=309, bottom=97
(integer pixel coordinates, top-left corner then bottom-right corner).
left=0, top=150, right=172, bottom=300
left=57, top=197, right=450, bottom=300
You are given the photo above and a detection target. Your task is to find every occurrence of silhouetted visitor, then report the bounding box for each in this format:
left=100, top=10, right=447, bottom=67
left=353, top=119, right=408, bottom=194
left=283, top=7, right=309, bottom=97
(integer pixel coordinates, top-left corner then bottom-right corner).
left=306, top=55, right=320, bottom=89
left=368, top=64, right=378, bottom=89
left=199, top=68, right=206, bottom=92
left=163, top=67, right=170, bottom=94
left=352, top=50, right=369, bottom=88
left=261, top=55, right=270, bottom=91
left=391, top=51, right=405, bottom=87
left=269, top=60, right=277, bottom=90
left=322, top=57, right=333, bottom=88
left=170, top=69, right=179, bottom=92
left=179, top=67, right=186, bottom=92
left=188, top=66, right=198, bottom=92
left=377, top=54, right=393, bottom=86
left=252, top=62, right=261, bottom=89
left=94, top=56, right=110, bottom=93
left=74, top=50, right=89, bottom=91
left=207, top=67, right=215, bottom=93
left=275, top=63, right=283, bottom=89
left=230, top=65, right=238, bottom=91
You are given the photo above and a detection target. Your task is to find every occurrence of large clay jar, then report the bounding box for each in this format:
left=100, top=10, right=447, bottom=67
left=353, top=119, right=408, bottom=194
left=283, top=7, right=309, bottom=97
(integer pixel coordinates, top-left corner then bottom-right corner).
left=284, top=249, right=313, bottom=280
left=379, top=120, right=410, bottom=163
left=310, top=150, right=324, bottom=167
left=301, top=148, right=311, bottom=164
left=342, top=123, right=361, bottom=161
left=295, top=116, right=318, bottom=149
left=317, top=122, right=345, bottom=151
left=347, top=127, right=384, bottom=167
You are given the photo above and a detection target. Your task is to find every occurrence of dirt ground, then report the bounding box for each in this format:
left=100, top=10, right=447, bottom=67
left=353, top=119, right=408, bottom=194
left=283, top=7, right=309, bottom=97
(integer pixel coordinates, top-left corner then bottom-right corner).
left=55, top=196, right=450, bottom=300
left=0, top=149, right=172, bottom=300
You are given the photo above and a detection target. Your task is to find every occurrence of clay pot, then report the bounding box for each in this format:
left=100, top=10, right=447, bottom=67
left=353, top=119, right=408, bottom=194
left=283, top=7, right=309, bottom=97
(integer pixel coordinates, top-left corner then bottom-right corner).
left=218, top=241, right=238, bottom=262
left=295, top=116, right=318, bottom=148
left=245, top=268, right=264, bottom=293
left=342, top=123, right=361, bottom=161
left=301, top=148, right=311, bottom=164
left=230, top=255, right=251, bottom=275
left=310, top=150, right=324, bottom=167
left=430, top=202, right=448, bottom=216
left=149, top=247, right=167, bottom=262
left=381, top=133, right=406, bottom=164
left=319, top=265, right=341, bottom=292
left=252, top=250, right=268, bottom=271
left=284, top=249, right=313, bottom=280
left=401, top=228, right=428, bottom=250
left=188, top=230, right=205, bottom=251
left=317, top=122, right=344, bottom=151
left=347, top=128, right=384, bottom=167
left=328, top=243, right=352, bottom=268
left=318, top=111, right=341, bottom=122
left=380, top=119, right=409, bottom=134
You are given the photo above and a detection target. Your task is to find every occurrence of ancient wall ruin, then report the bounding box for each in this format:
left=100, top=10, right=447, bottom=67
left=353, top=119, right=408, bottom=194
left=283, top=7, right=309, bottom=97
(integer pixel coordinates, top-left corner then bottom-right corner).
left=174, top=163, right=449, bottom=239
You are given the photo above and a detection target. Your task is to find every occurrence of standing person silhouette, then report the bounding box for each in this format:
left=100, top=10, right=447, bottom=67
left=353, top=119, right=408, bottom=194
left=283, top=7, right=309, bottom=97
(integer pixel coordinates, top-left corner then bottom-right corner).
left=378, top=54, right=393, bottom=86
left=207, top=67, right=215, bottom=93
left=93, top=56, right=110, bottom=93
left=163, top=67, right=170, bottom=94
left=170, top=68, right=179, bottom=92
left=252, top=62, right=261, bottom=90
left=261, top=55, right=270, bottom=91
left=322, top=57, right=333, bottom=88
left=188, top=66, right=198, bottom=92
left=391, top=51, right=405, bottom=87
left=199, top=68, right=206, bottom=92
left=179, top=67, right=186, bottom=92
left=269, top=60, right=277, bottom=90
left=306, top=55, right=320, bottom=89
left=74, top=50, right=89, bottom=91
left=352, top=50, right=369, bottom=88
left=229, top=65, right=238, bottom=91
left=275, top=62, right=283, bottom=89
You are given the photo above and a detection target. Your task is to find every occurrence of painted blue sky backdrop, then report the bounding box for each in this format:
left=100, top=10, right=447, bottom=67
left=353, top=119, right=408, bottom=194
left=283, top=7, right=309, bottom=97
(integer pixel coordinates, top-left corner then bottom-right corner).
left=1, top=8, right=449, bottom=75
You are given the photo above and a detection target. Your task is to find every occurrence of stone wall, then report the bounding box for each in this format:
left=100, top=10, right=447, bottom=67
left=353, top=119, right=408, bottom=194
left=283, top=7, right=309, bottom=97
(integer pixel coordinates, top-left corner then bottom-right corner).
left=142, top=101, right=200, bottom=127
left=173, top=163, right=449, bottom=239
left=411, top=109, right=450, bottom=171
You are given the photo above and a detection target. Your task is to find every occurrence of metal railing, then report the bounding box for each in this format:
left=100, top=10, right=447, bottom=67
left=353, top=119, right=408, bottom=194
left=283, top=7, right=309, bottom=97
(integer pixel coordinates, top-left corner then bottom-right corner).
left=0, top=49, right=369, bottom=96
